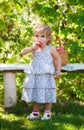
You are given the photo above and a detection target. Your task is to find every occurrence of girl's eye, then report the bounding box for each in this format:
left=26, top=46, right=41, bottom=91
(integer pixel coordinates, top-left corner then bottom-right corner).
left=41, top=35, right=45, bottom=38
left=35, top=35, right=38, bottom=37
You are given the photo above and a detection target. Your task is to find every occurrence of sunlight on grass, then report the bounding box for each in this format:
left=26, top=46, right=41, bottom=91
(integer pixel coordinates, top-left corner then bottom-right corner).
left=1, top=100, right=84, bottom=130
left=58, top=124, right=76, bottom=130
left=1, top=113, right=20, bottom=121
left=1, top=110, right=84, bottom=130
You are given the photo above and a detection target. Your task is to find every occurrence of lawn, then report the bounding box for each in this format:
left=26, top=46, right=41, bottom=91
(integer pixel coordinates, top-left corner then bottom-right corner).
left=0, top=98, right=84, bottom=130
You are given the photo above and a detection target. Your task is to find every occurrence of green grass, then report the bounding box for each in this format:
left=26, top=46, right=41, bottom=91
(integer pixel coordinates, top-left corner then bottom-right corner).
left=0, top=99, right=84, bottom=130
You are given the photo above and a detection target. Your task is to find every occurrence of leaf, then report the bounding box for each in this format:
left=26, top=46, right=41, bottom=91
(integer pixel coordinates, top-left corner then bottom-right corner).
left=14, top=0, right=23, bottom=8
left=0, top=19, right=6, bottom=30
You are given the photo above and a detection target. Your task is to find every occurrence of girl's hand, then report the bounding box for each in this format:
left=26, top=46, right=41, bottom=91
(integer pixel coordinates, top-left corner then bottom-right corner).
left=33, top=42, right=42, bottom=50
left=54, top=70, right=60, bottom=79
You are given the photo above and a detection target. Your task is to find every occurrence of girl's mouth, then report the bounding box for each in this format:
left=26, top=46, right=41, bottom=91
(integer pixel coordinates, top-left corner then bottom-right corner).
left=36, top=42, right=42, bottom=47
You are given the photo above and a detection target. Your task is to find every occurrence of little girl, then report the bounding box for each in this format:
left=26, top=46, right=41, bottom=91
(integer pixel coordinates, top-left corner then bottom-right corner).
left=21, top=24, right=61, bottom=120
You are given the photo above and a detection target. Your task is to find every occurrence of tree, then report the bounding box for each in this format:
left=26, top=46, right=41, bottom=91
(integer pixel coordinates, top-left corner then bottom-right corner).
left=0, top=0, right=84, bottom=63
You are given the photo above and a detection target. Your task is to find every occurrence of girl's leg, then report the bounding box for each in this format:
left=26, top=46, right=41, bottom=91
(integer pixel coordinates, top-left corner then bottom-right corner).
left=41, top=103, right=52, bottom=120
left=33, top=102, right=40, bottom=111
left=27, top=102, right=40, bottom=120
left=44, top=103, right=52, bottom=111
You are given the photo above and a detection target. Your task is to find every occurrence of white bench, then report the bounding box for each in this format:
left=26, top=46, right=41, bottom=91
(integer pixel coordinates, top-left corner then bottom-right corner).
left=0, top=63, right=84, bottom=108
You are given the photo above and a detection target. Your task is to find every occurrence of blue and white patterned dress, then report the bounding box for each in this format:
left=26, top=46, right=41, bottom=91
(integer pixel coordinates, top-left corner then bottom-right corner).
left=21, top=45, right=56, bottom=103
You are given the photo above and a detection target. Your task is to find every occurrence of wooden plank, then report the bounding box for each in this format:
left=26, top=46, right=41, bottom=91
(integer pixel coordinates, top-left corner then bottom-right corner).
left=0, top=63, right=84, bottom=72
left=0, top=64, right=26, bottom=72
left=62, top=63, right=84, bottom=72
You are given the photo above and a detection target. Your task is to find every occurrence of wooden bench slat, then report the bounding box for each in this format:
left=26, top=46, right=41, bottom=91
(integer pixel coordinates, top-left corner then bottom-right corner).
left=0, top=63, right=84, bottom=72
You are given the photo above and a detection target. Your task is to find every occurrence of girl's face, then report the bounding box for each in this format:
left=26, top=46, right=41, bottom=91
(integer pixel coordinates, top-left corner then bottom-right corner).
left=34, top=31, right=48, bottom=47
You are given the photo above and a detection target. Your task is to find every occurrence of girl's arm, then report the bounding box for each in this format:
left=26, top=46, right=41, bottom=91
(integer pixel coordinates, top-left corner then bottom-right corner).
left=51, top=46, right=61, bottom=78
left=20, top=43, right=39, bottom=56
left=20, top=46, right=34, bottom=56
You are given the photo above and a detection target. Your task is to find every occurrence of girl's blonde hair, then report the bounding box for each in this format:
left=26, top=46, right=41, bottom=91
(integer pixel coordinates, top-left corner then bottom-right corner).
left=33, top=24, right=52, bottom=44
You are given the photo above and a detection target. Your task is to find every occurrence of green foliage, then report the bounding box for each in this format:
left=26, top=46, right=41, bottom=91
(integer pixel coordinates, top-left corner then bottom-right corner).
left=0, top=0, right=84, bottom=102
left=0, top=0, right=84, bottom=63
left=57, top=72, right=84, bottom=101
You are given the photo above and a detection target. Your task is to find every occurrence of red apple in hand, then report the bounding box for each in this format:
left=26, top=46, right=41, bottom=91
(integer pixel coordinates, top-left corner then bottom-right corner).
left=36, top=42, right=42, bottom=48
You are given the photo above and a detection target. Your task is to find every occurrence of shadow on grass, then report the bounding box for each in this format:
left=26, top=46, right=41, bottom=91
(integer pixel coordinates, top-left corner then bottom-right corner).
left=1, top=100, right=84, bottom=130
left=0, top=118, right=28, bottom=130
left=53, top=100, right=84, bottom=116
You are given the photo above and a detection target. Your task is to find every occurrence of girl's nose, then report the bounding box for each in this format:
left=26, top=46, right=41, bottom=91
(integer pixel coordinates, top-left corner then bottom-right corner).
left=38, top=37, right=41, bottom=40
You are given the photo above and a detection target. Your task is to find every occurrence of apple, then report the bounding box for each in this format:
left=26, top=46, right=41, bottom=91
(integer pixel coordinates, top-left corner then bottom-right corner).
left=36, top=42, right=42, bottom=48
left=56, top=45, right=64, bottom=51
